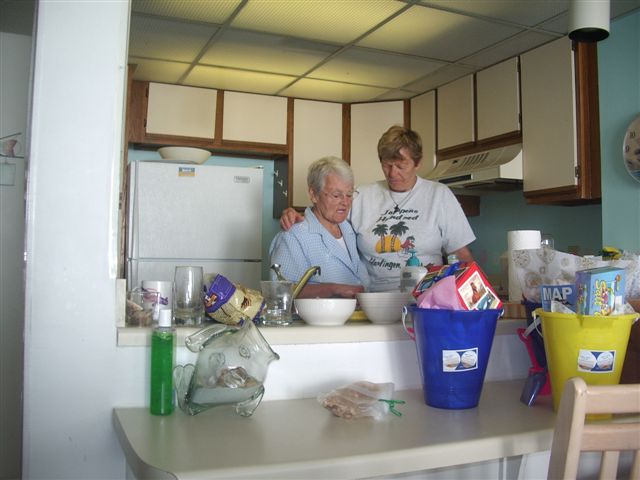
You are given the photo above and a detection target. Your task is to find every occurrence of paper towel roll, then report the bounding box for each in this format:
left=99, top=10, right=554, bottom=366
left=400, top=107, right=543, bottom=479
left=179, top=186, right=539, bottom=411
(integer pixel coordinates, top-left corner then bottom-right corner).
left=507, top=230, right=541, bottom=302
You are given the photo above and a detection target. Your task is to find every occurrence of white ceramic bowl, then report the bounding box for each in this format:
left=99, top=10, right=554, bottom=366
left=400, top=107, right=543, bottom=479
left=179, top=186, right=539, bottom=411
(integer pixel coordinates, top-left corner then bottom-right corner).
left=356, top=292, right=413, bottom=324
left=294, top=298, right=357, bottom=326
left=158, top=146, right=211, bottom=164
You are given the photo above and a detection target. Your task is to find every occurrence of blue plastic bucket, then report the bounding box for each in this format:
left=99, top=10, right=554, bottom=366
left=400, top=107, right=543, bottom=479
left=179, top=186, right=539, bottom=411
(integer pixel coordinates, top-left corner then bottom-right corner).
left=403, top=306, right=501, bottom=409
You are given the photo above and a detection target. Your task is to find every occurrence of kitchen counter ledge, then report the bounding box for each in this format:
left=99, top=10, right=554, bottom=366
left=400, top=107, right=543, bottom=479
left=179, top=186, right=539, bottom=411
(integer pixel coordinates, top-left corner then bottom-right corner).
left=113, top=379, right=555, bottom=480
left=117, top=318, right=526, bottom=347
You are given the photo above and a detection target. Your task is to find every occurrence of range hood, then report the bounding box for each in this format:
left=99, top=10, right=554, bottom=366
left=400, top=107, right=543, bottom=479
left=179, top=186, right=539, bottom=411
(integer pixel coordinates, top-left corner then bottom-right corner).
left=426, top=144, right=523, bottom=190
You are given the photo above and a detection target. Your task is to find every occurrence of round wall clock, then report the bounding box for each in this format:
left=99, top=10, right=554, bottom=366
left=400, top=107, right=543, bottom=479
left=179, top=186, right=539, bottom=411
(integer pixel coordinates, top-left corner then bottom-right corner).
left=623, top=114, right=640, bottom=183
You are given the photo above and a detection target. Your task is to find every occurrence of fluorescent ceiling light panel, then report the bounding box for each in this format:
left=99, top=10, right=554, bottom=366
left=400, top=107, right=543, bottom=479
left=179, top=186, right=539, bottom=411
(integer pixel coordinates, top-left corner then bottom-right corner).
left=131, top=0, right=242, bottom=24
left=129, top=58, right=191, bottom=84
left=312, top=47, right=444, bottom=88
left=359, top=5, right=521, bottom=61
left=231, top=0, right=405, bottom=44
left=201, top=30, right=338, bottom=75
left=185, top=66, right=295, bottom=95
left=280, top=78, right=388, bottom=103
left=129, top=15, right=215, bottom=61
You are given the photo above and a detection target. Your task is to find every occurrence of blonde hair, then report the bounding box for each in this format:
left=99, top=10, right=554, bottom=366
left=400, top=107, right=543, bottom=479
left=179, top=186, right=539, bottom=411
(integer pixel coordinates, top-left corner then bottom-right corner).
left=377, top=125, right=422, bottom=165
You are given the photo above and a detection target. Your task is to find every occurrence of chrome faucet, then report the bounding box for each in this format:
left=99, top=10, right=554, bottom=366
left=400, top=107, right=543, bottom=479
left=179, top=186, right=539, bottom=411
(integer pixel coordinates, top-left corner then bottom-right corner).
left=270, top=264, right=321, bottom=299
left=292, top=266, right=321, bottom=298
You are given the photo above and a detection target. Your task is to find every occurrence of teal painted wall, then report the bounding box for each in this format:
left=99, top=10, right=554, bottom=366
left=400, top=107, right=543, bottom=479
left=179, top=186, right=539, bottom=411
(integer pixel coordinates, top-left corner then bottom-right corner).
left=128, top=149, right=282, bottom=280
left=467, top=192, right=602, bottom=276
left=598, top=10, right=640, bottom=251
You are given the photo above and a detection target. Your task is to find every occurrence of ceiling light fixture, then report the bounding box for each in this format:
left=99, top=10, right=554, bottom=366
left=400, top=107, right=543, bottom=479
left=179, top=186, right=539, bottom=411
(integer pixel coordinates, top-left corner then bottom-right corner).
left=568, top=0, right=610, bottom=42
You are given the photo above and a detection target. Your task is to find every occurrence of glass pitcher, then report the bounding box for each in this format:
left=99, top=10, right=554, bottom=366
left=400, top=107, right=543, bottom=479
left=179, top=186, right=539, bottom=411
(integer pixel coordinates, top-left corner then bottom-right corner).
left=173, top=320, right=280, bottom=416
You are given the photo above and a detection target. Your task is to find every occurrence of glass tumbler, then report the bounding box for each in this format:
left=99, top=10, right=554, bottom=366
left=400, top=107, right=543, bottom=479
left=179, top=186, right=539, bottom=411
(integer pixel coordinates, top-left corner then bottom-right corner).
left=173, top=266, right=204, bottom=326
left=259, top=280, right=294, bottom=326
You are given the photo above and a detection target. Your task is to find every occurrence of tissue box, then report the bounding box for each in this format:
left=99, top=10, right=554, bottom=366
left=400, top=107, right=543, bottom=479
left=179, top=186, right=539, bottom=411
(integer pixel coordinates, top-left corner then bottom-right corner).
left=575, top=267, right=625, bottom=315
left=413, top=262, right=502, bottom=310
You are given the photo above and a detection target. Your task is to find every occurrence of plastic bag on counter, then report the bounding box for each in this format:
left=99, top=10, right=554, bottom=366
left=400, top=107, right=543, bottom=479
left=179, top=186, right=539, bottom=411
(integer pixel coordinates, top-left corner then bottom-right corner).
left=317, top=381, right=404, bottom=420
left=203, top=274, right=264, bottom=325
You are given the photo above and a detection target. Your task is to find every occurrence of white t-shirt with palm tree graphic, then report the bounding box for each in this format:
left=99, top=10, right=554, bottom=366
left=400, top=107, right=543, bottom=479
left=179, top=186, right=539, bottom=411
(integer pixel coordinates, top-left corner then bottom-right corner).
left=350, top=177, right=475, bottom=292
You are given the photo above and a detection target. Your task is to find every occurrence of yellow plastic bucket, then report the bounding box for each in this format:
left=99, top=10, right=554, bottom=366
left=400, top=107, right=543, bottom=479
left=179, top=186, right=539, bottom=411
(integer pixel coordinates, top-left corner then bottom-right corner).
left=535, top=308, right=638, bottom=411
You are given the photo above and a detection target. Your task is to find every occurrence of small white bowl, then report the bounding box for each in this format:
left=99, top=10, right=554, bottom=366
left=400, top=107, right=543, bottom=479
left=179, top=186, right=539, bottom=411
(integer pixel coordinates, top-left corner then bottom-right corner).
left=294, top=298, right=357, bottom=326
left=158, top=146, right=211, bottom=164
left=356, top=292, right=413, bottom=324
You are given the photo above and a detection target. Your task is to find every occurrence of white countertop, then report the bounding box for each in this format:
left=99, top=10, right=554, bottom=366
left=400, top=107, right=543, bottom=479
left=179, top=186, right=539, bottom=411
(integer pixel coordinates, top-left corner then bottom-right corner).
left=113, top=379, right=556, bottom=480
left=117, top=318, right=525, bottom=346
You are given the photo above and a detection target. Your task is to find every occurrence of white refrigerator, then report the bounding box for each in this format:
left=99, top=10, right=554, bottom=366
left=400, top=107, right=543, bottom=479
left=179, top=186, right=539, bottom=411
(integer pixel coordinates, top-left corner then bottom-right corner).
left=127, top=161, right=264, bottom=290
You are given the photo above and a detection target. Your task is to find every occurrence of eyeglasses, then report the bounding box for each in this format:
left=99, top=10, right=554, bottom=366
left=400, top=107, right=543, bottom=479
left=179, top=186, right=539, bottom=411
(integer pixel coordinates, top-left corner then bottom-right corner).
left=321, top=190, right=358, bottom=201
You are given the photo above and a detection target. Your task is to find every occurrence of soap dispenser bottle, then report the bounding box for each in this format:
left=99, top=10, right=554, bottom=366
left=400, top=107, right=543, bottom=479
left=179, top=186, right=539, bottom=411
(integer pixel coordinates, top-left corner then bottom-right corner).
left=400, top=250, right=427, bottom=293
left=150, top=308, right=176, bottom=415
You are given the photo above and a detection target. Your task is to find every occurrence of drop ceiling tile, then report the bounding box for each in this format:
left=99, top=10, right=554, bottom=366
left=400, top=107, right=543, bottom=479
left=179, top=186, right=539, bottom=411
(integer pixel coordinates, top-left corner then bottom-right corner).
left=537, top=12, right=569, bottom=34
left=358, top=4, right=522, bottom=61
left=200, top=29, right=338, bottom=75
left=131, top=0, right=241, bottom=24
left=128, top=58, right=191, bottom=84
left=129, top=15, right=216, bottom=62
left=311, top=47, right=444, bottom=88
left=231, top=0, right=406, bottom=44
left=403, top=64, right=476, bottom=93
left=184, top=65, right=295, bottom=95
left=611, top=0, right=640, bottom=18
left=462, top=31, right=561, bottom=67
left=280, top=78, right=389, bottom=103
left=374, top=89, right=417, bottom=101
left=418, top=0, right=569, bottom=27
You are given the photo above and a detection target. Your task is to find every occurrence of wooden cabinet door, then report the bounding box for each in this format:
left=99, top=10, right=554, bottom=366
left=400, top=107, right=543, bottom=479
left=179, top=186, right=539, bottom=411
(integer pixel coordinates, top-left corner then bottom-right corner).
left=437, top=75, right=474, bottom=150
left=476, top=57, right=520, bottom=140
left=410, top=90, right=436, bottom=177
left=350, top=101, right=404, bottom=187
left=521, top=37, right=577, bottom=192
left=292, top=99, right=343, bottom=208
left=222, top=91, right=287, bottom=144
left=146, top=82, right=217, bottom=139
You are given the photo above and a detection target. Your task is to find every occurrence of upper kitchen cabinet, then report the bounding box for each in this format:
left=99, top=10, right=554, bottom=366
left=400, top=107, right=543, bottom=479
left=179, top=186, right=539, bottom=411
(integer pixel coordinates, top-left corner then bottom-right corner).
left=292, top=99, right=343, bottom=208
left=476, top=57, right=520, bottom=141
left=146, top=83, right=217, bottom=139
left=127, top=81, right=218, bottom=146
left=437, top=75, right=474, bottom=151
left=222, top=91, right=288, bottom=145
left=350, top=101, right=405, bottom=186
left=520, top=37, right=601, bottom=204
left=410, top=90, right=437, bottom=177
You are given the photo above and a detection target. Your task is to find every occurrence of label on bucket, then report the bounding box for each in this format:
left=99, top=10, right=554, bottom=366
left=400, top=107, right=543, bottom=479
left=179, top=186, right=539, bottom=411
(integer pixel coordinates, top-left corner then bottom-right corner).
left=577, top=349, right=616, bottom=373
left=442, top=348, right=478, bottom=372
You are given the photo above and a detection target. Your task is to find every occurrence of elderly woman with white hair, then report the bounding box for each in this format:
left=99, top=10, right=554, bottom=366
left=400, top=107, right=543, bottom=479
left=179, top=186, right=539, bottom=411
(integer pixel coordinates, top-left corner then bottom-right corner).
left=269, top=156, right=369, bottom=298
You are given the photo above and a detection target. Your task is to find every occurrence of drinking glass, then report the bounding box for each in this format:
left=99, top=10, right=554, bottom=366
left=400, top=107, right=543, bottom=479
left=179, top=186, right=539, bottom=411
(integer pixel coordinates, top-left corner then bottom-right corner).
left=173, top=266, right=204, bottom=326
left=259, top=281, right=294, bottom=326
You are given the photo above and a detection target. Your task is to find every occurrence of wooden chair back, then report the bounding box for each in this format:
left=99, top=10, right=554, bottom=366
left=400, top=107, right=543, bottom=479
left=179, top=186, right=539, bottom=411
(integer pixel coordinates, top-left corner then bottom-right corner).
left=547, top=376, right=640, bottom=479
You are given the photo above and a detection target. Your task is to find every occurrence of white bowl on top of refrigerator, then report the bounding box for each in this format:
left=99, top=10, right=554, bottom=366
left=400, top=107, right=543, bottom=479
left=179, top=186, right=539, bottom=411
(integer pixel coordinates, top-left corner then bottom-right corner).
left=157, top=146, right=211, bottom=164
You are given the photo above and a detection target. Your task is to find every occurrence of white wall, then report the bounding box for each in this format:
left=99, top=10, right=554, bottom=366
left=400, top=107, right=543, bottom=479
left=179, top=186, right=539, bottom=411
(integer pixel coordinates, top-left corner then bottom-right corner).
left=0, top=31, right=31, bottom=480
left=23, top=1, right=133, bottom=478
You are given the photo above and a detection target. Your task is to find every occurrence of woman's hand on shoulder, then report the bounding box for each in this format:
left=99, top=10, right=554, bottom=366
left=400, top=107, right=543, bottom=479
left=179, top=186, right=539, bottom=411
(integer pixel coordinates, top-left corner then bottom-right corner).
left=280, top=207, right=304, bottom=231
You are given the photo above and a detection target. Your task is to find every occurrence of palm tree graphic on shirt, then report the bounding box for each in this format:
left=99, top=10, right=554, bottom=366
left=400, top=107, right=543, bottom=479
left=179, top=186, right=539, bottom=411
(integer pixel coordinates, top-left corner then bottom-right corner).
left=373, top=221, right=410, bottom=253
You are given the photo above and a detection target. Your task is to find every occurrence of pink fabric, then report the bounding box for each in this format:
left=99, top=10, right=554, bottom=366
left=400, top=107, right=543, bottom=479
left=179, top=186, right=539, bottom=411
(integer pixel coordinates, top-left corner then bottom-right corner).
left=416, top=275, right=464, bottom=310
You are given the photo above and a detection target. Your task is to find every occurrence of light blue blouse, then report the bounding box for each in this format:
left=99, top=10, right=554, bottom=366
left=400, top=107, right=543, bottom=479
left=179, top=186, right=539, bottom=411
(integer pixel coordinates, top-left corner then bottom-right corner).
left=269, top=207, right=369, bottom=287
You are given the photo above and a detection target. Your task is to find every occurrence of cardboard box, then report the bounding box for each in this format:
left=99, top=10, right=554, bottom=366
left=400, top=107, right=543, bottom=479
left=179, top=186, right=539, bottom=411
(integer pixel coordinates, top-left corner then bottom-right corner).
left=413, top=262, right=502, bottom=311
left=541, top=284, right=577, bottom=312
left=575, top=266, right=625, bottom=315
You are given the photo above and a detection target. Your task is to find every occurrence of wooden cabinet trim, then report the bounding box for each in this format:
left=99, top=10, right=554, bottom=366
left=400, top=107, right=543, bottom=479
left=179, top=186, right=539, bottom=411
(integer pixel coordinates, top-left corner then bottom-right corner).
left=342, top=104, right=351, bottom=163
